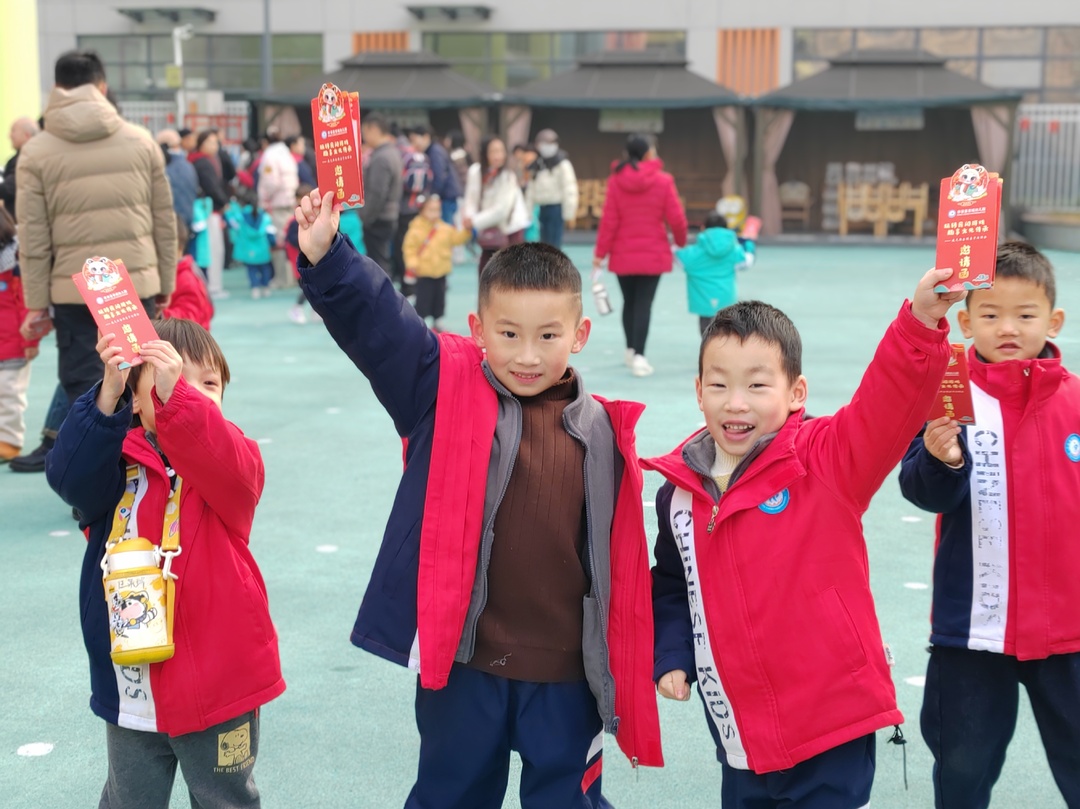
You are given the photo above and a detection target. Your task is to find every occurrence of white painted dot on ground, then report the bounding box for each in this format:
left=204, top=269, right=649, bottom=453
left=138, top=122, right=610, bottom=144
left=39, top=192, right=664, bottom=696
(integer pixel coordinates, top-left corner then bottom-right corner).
left=315, top=544, right=339, bottom=554
left=282, top=356, right=298, bottom=364
left=905, top=676, right=926, bottom=687
left=901, top=516, right=923, bottom=523
left=17, top=742, right=54, bottom=757
left=256, top=438, right=273, bottom=445
left=904, top=582, right=930, bottom=590
left=642, top=501, right=655, bottom=508
left=48, top=530, right=71, bottom=538
left=325, top=407, right=341, bottom=415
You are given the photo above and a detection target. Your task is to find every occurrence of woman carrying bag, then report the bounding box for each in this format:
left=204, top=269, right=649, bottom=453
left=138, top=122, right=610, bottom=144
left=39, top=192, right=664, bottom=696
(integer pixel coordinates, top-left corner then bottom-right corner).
left=593, top=133, right=688, bottom=377
left=463, top=135, right=531, bottom=274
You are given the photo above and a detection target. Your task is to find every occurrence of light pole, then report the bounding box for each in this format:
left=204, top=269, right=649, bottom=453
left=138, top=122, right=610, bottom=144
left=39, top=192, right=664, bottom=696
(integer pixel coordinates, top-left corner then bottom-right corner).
left=172, top=24, right=194, bottom=128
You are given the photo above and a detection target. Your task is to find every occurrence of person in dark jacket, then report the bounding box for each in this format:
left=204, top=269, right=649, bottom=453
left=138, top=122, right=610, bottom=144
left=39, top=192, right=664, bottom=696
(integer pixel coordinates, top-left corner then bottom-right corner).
left=409, top=124, right=461, bottom=225
left=358, top=113, right=402, bottom=278
left=1, top=117, right=39, bottom=216
left=294, top=187, right=663, bottom=805
left=188, top=130, right=229, bottom=298
left=156, top=128, right=198, bottom=230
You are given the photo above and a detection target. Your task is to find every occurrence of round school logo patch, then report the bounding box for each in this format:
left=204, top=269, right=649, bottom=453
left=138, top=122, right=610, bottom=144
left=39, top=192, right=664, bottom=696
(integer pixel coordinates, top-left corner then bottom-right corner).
left=1066, top=434, right=1080, bottom=463
left=759, top=489, right=790, bottom=514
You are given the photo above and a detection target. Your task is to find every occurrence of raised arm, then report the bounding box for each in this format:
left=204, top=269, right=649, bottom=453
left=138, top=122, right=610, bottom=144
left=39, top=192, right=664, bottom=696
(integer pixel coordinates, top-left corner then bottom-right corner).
left=808, top=268, right=961, bottom=511
left=296, top=190, right=440, bottom=435
left=154, top=375, right=264, bottom=536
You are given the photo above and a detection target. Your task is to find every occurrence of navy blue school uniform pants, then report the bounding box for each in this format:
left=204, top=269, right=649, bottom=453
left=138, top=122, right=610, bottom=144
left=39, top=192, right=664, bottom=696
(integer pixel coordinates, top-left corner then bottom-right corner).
left=921, top=645, right=1080, bottom=809
left=719, top=734, right=875, bottom=809
left=405, top=664, right=609, bottom=809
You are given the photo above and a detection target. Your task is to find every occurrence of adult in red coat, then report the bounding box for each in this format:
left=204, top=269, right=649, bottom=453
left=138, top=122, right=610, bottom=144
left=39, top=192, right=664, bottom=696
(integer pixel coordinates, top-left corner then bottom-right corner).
left=593, top=134, right=688, bottom=377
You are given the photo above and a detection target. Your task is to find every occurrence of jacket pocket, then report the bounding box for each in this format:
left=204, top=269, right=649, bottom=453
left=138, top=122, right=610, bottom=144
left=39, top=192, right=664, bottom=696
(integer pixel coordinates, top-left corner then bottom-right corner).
left=241, top=573, right=273, bottom=646
left=819, top=587, right=868, bottom=673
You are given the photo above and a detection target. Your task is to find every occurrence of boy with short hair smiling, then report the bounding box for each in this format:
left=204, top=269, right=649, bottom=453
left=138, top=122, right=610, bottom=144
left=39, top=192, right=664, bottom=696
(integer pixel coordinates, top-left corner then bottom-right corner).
left=645, top=268, right=963, bottom=808
left=899, top=242, right=1080, bottom=808
left=294, top=190, right=660, bottom=808
left=45, top=318, right=282, bottom=808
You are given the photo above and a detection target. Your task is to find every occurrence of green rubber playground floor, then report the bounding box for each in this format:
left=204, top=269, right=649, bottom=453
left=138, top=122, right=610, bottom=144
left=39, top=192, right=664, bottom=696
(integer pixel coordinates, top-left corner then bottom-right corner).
left=5, top=242, right=1080, bottom=808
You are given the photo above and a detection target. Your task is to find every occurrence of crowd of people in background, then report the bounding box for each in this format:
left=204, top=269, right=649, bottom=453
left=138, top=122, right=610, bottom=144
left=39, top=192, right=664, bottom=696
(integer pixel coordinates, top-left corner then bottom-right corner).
left=0, top=47, right=761, bottom=475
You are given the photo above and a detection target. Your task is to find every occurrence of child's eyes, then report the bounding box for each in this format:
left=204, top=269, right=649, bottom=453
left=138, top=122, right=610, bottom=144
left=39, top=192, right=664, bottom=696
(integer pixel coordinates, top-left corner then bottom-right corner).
left=541, top=332, right=558, bottom=340
left=500, top=331, right=517, bottom=339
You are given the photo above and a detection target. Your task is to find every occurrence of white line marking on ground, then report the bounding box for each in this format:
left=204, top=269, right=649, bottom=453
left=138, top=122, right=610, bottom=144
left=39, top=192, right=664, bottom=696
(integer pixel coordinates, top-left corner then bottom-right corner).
left=17, top=743, right=54, bottom=757
left=643, top=501, right=655, bottom=508
left=48, top=530, right=70, bottom=537
left=901, top=516, right=923, bottom=523
left=904, top=582, right=930, bottom=590
left=905, top=676, right=926, bottom=687
left=315, top=545, right=339, bottom=553
left=256, top=438, right=273, bottom=445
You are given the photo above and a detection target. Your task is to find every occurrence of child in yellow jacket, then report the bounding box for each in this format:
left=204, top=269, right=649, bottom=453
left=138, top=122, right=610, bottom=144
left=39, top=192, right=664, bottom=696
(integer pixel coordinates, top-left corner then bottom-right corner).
left=403, top=194, right=471, bottom=332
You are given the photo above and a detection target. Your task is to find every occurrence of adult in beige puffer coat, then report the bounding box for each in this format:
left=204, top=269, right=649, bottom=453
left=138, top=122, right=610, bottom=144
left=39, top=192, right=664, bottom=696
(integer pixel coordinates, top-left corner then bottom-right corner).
left=16, top=49, right=176, bottom=411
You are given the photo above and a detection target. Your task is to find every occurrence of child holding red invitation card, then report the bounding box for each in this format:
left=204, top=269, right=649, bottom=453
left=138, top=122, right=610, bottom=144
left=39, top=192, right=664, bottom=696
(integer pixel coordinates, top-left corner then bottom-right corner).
left=45, top=316, right=283, bottom=808
left=900, top=241, right=1080, bottom=809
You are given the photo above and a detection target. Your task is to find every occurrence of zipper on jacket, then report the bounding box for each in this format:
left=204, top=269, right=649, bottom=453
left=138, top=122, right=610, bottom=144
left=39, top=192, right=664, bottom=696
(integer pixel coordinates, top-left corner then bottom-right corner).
left=463, top=392, right=522, bottom=659
left=706, top=504, right=719, bottom=533
left=563, top=417, right=617, bottom=731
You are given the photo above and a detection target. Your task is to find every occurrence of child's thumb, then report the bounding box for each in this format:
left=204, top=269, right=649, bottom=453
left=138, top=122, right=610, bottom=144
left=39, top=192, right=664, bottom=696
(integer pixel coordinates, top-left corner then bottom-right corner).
left=320, top=190, right=336, bottom=222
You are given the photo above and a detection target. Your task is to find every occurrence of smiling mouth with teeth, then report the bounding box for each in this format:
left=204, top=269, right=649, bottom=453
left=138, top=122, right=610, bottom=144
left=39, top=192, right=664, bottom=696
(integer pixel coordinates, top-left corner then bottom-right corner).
left=725, top=424, right=753, bottom=432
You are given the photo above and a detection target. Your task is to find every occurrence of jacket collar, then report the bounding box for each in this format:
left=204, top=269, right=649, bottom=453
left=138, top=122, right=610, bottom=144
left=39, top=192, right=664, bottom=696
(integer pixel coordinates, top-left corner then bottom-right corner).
left=968, top=342, right=1063, bottom=407
left=644, top=409, right=807, bottom=507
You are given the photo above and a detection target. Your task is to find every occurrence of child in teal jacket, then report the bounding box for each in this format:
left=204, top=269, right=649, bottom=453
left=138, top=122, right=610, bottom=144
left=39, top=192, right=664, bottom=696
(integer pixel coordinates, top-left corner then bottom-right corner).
left=676, top=211, right=749, bottom=333
left=224, top=196, right=276, bottom=298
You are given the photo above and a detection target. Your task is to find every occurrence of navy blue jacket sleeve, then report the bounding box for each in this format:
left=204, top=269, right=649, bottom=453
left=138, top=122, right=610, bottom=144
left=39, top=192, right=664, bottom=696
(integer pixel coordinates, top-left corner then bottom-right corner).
left=652, top=482, right=695, bottom=682
left=898, top=427, right=972, bottom=514
left=45, top=384, right=129, bottom=526
left=299, top=233, right=439, bottom=436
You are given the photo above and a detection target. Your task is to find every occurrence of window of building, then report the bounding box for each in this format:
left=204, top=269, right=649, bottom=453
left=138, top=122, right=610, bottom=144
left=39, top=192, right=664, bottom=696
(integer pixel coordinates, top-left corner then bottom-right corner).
left=793, top=27, right=1080, bottom=102
left=420, top=30, right=687, bottom=89
left=77, top=33, right=323, bottom=98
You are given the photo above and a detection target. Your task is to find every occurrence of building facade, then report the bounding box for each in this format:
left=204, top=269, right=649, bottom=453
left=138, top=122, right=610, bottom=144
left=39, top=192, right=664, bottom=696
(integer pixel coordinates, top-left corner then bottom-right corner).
left=32, top=0, right=1080, bottom=102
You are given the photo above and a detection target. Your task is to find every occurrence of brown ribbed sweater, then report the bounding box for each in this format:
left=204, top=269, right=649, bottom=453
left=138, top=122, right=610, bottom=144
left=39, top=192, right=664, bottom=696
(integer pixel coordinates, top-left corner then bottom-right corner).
left=467, top=371, right=589, bottom=682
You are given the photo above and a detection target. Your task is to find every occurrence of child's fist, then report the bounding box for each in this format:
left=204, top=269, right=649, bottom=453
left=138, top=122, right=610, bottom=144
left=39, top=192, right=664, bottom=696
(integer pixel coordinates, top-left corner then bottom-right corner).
left=296, top=189, right=340, bottom=266
left=657, top=670, right=691, bottom=701
left=924, top=415, right=964, bottom=467
left=912, top=268, right=967, bottom=328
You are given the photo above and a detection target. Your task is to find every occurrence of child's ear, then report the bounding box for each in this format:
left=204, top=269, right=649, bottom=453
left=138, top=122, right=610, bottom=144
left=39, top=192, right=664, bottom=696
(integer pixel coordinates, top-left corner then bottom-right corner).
left=1049, top=308, right=1065, bottom=338
left=957, top=307, right=973, bottom=339
left=468, top=312, right=485, bottom=349
left=571, top=317, right=592, bottom=354
left=789, top=375, right=808, bottom=411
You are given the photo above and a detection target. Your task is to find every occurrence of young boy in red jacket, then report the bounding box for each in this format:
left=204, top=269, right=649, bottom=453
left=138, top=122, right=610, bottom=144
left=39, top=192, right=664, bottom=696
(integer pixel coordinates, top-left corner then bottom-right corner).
left=46, top=318, right=283, bottom=808
left=294, top=189, right=660, bottom=808
left=899, top=243, right=1080, bottom=808
left=646, top=268, right=964, bottom=808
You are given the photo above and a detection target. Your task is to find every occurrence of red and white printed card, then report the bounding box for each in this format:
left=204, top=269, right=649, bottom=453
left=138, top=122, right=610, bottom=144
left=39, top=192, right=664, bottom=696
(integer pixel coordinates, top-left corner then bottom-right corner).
left=71, top=257, right=159, bottom=368
left=928, top=343, right=975, bottom=425
left=934, top=163, right=1002, bottom=293
left=311, top=82, right=365, bottom=210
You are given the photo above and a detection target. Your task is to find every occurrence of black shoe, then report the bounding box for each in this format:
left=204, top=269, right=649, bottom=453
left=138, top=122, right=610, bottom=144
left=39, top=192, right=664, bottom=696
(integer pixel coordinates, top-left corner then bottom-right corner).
left=9, top=436, right=54, bottom=473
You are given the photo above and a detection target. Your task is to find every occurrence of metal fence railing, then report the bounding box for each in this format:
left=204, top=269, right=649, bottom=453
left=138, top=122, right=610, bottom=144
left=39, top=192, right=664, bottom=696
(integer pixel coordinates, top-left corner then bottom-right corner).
left=1013, top=103, right=1080, bottom=212
left=118, top=100, right=250, bottom=145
